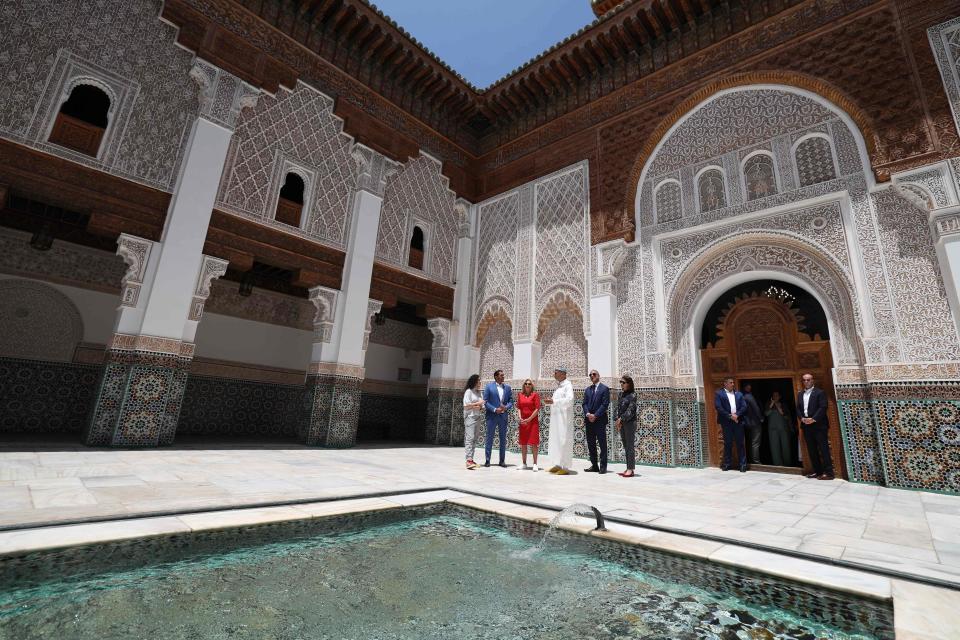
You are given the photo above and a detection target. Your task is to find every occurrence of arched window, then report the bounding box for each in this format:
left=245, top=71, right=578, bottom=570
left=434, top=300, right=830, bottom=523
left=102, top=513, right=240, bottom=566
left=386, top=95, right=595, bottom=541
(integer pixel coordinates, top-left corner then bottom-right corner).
left=654, top=181, right=682, bottom=223
left=743, top=153, right=778, bottom=201
left=697, top=168, right=726, bottom=213
left=48, top=84, right=110, bottom=157
left=275, top=173, right=304, bottom=227
left=408, top=225, right=425, bottom=270
left=794, top=136, right=837, bottom=187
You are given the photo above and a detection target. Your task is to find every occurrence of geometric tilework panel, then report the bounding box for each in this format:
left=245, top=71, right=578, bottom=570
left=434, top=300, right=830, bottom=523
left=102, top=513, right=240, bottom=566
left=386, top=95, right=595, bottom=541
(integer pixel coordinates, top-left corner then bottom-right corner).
left=655, top=181, right=682, bottom=223
left=376, top=154, right=458, bottom=283
left=357, top=392, right=427, bottom=442
left=837, top=397, right=885, bottom=485
left=795, top=137, right=837, bottom=187
left=0, top=357, right=100, bottom=434
left=671, top=396, right=705, bottom=468
left=177, top=375, right=303, bottom=438
left=218, top=82, right=357, bottom=246
left=0, top=0, right=198, bottom=190
left=876, top=399, right=960, bottom=493
left=301, top=374, right=362, bottom=448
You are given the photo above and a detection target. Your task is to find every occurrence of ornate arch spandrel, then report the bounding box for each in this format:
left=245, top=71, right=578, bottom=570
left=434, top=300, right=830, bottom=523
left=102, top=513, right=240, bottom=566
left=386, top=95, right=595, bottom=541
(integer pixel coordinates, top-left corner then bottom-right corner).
left=535, top=288, right=584, bottom=341
left=625, top=72, right=882, bottom=222
left=666, top=233, right=865, bottom=375
left=474, top=299, right=513, bottom=348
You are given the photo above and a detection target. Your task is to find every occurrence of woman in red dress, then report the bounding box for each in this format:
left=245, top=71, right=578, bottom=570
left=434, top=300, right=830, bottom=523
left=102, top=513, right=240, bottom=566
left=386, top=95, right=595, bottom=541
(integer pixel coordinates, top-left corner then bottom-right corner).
left=515, top=378, right=541, bottom=471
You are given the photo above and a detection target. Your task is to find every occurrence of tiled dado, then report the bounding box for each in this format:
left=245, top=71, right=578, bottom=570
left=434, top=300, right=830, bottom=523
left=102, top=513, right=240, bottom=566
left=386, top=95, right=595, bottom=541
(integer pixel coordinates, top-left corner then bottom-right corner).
left=838, top=381, right=960, bottom=493
left=83, top=349, right=192, bottom=447
left=0, top=357, right=100, bottom=433
left=424, top=385, right=464, bottom=445
left=300, top=373, right=362, bottom=448
left=178, top=375, right=303, bottom=438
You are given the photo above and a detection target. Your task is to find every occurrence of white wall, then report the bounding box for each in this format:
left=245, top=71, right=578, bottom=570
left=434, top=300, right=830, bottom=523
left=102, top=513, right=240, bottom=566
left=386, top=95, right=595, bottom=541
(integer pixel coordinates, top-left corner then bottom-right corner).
left=363, top=342, right=431, bottom=384
left=194, top=312, right=314, bottom=371
left=0, top=274, right=116, bottom=344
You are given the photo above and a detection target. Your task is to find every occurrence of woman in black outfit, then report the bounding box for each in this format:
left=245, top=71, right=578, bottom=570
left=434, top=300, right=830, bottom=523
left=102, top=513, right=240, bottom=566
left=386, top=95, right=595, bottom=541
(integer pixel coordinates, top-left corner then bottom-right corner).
left=614, top=375, right=638, bottom=478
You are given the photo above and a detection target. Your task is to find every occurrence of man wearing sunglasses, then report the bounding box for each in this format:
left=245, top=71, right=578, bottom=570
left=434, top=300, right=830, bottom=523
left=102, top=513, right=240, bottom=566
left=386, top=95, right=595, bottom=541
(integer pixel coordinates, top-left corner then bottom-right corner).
left=582, top=370, right=610, bottom=474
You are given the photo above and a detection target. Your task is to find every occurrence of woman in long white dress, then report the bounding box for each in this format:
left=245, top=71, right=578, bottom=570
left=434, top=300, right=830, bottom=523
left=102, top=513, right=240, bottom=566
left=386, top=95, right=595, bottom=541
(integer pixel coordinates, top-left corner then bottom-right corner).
left=544, top=367, right=575, bottom=475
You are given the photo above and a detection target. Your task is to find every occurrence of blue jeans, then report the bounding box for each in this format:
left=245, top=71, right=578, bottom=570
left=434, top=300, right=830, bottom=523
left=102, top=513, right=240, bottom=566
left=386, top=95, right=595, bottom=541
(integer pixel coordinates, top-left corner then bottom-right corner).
left=485, top=416, right=508, bottom=464
left=721, top=421, right=746, bottom=469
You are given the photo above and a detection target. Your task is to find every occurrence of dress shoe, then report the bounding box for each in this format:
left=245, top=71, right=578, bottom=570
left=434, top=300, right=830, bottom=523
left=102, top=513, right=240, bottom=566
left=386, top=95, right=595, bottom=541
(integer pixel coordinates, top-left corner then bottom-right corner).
left=818, top=474, right=835, bottom=480
left=721, top=466, right=730, bottom=471
left=498, top=462, right=507, bottom=468
left=739, top=466, right=747, bottom=473
left=805, top=472, right=819, bottom=478
left=483, top=461, right=491, bottom=467
left=584, top=466, right=600, bottom=472
left=598, top=469, right=607, bottom=475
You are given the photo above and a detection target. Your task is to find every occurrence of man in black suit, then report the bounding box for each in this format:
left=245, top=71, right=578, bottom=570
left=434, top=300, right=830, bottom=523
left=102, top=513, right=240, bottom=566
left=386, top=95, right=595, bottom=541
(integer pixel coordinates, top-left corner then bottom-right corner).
left=797, top=372, right=834, bottom=480
left=741, top=383, right=763, bottom=465
left=582, top=369, right=610, bottom=474
left=714, top=377, right=748, bottom=472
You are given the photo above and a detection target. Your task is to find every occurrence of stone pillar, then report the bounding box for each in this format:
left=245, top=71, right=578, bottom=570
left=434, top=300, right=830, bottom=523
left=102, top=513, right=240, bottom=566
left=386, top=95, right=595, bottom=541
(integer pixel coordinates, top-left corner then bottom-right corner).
left=300, top=146, right=396, bottom=447
left=425, top=317, right=457, bottom=444
left=512, top=340, right=542, bottom=381
left=84, top=60, right=252, bottom=447
left=588, top=240, right=625, bottom=378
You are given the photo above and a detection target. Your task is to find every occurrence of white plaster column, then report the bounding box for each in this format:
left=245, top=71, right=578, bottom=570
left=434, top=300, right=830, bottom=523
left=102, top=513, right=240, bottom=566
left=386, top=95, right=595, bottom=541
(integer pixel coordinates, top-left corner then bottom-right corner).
left=512, top=340, right=542, bottom=380
left=454, top=201, right=480, bottom=381
left=588, top=279, right=618, bottom=377
left=933, top=211, right=960, bottom=341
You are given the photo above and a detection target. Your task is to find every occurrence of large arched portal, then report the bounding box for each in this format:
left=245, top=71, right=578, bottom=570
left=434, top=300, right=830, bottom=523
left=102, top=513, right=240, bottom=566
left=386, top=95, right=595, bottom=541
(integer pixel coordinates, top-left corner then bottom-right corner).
left=699, top=280, right=846, bottom=477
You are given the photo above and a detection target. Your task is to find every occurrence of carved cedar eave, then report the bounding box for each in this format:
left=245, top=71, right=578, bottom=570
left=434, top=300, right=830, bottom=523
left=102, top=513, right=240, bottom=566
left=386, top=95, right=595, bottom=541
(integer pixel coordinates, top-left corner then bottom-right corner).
left=0, top=138, right=169, bottom=241
left=162, top=0, right=298, bottom=94
left=369, top=262, right=454, bottom=319
left=204, top=209, right=345, bottom=290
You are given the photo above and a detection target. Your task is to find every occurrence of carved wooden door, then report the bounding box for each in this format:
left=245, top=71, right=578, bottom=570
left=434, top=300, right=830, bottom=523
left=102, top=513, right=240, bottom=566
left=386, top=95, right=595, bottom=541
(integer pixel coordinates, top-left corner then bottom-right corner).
left=700, top=295, right=845, bottom=478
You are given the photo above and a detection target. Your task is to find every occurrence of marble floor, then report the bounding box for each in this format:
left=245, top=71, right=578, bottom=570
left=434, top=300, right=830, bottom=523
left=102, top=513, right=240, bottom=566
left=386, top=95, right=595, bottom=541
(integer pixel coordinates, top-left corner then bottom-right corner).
left=2, top=441, right=959, bottom=589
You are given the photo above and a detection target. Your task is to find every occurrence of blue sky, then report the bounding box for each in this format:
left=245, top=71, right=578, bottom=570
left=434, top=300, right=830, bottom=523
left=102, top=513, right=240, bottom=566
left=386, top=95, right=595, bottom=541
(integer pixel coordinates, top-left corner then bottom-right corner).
left=370, top=0, right=595, bottom=89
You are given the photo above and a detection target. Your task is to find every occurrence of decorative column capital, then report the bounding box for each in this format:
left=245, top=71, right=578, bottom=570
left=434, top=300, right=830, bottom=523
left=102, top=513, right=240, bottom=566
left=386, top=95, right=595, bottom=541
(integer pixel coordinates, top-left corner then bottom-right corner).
left=352, top=145, right=399, bottom=197
left=591, top=239, right=628, bottom=297
left=116, top=233, right=155, bottom=308
left=455, top=199, right=472, bottom=239
left=308, top=285, right=340, bottom=343
left=190, top=59, right=259, bottom=130
left=427, top=317, right=452, bottom=364
left=935, top=213, right=960, bottom=239
left=189, top=255, right=229, bottom=321
left=363, top=299, right=383, bottom=351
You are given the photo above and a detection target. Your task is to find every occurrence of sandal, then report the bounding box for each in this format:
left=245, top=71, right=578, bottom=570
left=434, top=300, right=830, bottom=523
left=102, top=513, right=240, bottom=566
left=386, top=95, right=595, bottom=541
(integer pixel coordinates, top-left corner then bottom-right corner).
left=622, top=470, right=634, bottom=477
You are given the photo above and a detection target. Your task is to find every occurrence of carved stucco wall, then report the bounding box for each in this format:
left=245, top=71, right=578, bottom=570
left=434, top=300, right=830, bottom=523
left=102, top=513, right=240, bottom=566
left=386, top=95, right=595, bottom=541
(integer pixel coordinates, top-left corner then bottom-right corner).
left=0, top=0, right=198, bottom=191
left=0, top=279, right=83, bottom=362
left=376, top=154, right=459, bottom=284
left=479, top=318, right=513, bottom=380
left=472, top=162, right=591, bottom=354
left=622, top=85, right=960, bottom=381
left=539, top=309, right=587, bottom=379
left=216, top=82, right=358, bottom=247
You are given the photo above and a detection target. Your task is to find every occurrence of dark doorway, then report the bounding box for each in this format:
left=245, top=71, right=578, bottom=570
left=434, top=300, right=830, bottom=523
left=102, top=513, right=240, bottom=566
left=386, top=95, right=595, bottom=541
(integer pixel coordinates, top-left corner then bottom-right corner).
left=740, top=377, right=801, bottom=469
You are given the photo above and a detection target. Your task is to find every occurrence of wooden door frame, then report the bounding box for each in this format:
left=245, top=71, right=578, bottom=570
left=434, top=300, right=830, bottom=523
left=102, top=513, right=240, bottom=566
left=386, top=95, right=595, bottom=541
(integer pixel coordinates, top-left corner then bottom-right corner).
left=700, top=296, right=846, bottom=478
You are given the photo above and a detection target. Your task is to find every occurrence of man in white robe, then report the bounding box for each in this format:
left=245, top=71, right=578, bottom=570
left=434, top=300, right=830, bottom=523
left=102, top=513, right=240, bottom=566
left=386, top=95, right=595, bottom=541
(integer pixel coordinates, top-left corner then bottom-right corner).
left=545, top=366, right=575, bottom=475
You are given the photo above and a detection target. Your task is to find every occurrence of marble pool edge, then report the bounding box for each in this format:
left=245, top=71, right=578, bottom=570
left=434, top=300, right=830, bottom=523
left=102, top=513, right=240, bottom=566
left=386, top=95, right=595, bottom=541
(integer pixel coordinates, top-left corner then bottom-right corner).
left=0, top=489, right=954, bottom=639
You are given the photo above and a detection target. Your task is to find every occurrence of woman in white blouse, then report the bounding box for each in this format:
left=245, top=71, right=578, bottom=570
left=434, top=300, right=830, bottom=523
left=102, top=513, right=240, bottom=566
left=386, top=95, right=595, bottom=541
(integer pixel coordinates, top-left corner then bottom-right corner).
left=462, top=374, right=484, bottom=469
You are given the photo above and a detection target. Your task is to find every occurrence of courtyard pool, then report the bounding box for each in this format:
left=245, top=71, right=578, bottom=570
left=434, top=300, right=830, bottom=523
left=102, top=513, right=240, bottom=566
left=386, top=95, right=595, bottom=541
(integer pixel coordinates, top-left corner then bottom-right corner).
left=0, top=504, right=893, bottom=639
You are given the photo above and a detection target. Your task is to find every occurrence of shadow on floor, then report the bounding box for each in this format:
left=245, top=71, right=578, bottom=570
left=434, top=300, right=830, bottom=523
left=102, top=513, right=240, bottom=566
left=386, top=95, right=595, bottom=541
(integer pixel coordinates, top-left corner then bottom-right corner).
left=0, top=434, right=446, bottom=452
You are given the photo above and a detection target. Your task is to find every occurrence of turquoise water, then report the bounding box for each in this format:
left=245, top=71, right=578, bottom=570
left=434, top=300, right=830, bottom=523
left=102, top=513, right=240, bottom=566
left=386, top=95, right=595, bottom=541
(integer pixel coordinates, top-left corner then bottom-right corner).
left=0, top=514, right=887, bottom=639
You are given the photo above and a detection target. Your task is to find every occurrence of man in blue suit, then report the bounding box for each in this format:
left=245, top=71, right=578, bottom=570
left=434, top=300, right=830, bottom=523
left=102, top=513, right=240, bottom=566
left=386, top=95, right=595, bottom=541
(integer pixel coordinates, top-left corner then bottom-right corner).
left=482, top=369, right=513, bottom=467
left=714, top=377, right=748, bottom=472
left=582, top=369, right=610, bottom=474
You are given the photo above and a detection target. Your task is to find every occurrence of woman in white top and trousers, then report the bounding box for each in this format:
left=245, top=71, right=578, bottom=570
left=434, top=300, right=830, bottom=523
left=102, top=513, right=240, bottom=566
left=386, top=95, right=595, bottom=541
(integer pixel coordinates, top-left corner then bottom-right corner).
left=462, top=374, right=484, bottom=469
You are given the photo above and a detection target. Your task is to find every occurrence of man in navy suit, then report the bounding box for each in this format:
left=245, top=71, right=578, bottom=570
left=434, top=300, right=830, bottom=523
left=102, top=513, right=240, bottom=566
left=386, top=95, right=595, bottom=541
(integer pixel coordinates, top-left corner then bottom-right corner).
left=797, top=372, right=834, bottom=480
left=482, top=369, right=513, bottom=467
left=714, top=377, right=748, bottom=472
left=582, top=369, right=610, bottom=474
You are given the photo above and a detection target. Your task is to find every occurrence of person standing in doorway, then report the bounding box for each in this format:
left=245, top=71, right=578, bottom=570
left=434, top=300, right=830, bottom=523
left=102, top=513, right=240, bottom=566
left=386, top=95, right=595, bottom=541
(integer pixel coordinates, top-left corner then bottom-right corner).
left=614, top=375, right=638, bottom=478
left=797, top=373, right=834, bottom=480
left=582, top=370, right=610, bottom=474
left=714, top=377, right=747, bottom=472
left=544, top=367, right=575, bottom=475
left=516, top=379, right=541, bottom=471
left=462, top=374, right=484, bottom=470
left=482, top=369, right=513, bottom=468
left=741, top=383, right=763, bottom=465
left=764, top=390, right=793, bottom=467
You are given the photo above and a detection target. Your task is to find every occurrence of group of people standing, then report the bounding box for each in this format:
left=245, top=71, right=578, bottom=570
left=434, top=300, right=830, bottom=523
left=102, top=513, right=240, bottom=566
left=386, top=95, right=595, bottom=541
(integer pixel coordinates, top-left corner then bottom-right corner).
left=713, top=374, right=834, bottom=479
left=461, top=368, right=640, bottom=477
